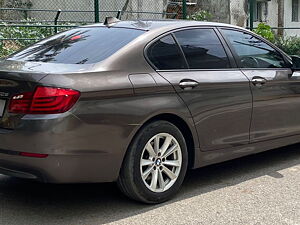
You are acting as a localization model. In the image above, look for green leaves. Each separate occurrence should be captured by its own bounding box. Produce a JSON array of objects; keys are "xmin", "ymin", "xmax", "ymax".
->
[
  {"xmin": 276, "ymin": 37, "xmax": 300, "ymax": 56},
  {"xmin": 0, "ymin": 20, "xmax": 50, "ymax": 57},
  {"xmin": 187, "ymin": 10, "xmax": 212, "ymax": 21},
  {"xmin": 254, "ymin": 23, "xmax": 275, "ymax": 43},
  {"xmin": 0, "ymin": 19, "xmax": 80, "ymax": 58}
]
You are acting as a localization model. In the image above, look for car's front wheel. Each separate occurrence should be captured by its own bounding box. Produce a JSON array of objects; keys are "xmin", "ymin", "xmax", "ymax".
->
[{"xmin": 118, "ymin": 120, "xmax": 188, "ymax": 203}]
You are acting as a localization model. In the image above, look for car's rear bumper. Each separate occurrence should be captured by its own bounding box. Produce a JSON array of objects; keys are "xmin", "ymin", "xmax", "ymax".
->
[
  {"xmin": 0, "ymin": 112, "xmax": 136, "ymax": 183},
  {"xmin": 0, "ymin": 149, "xmax": 122, "ymax": 183}
]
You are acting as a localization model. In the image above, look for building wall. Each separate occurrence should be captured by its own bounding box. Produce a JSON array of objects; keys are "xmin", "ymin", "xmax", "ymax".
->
[
  {"xmin": 255, "ymin": 0, "xmax": 278, "ymax": 28},
  {"xmin": 230, "ymin": 0, "xmax": 279, "ymax": 28},
  {"xmin": 229, "ymin": 0, "xmax": 300, "ymax": 37}
]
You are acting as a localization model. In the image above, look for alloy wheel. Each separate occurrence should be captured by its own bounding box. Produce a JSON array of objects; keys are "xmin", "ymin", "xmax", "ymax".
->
[{"xmin": 140, "ymin": 133, "xmax": 182, "ymax": 193}]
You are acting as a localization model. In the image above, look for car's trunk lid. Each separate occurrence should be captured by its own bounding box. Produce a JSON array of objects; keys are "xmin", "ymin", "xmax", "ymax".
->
[{"xmin": 0, "ymin": 59, "xmax": 91, "ymax": 129}]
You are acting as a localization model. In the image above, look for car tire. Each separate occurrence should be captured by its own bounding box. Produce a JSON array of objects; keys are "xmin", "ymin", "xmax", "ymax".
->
[{"xmin": 117, "ymin": 120, "xmax": 188, "ymax": 204}]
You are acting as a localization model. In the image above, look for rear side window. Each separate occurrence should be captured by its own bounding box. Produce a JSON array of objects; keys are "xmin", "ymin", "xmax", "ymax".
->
[
  {"xmin": 174, "ymin": 29, "xmax": 231, "ymax": 69},
  {"xmin": 147, "ymin": 35, "xmax": 187, "ymax": 70},
  {"xmin": 8, "ymin": 27, "xmax": 145, "ymax": 64}
]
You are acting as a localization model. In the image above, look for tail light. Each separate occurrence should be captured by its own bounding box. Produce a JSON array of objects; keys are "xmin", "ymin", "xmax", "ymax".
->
[
  {"xmin": 19, "ymin": 152, "xmax": 48, "ymax": 158},
  {"xmin": 9, "ymin": 86, "xmax": 80, "ymax": 114}
]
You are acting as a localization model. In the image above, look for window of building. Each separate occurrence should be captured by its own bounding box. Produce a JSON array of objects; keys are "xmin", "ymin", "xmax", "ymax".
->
[
  {"xmin": 292, "ymin": 0, "xmax": 299, "ymax": 22},
  {"xmin": 254, "ymin": 0, "xmax": 268, "ymax": 22}
]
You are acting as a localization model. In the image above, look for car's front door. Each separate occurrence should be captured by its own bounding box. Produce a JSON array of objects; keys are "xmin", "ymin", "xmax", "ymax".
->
[
  {"xmin": 147, "ymin": 28, "xmax": 253, "ymax": 151},
  {"xmin": 221, "ymin": 28, "xmax": 300, "ymax": 142}
]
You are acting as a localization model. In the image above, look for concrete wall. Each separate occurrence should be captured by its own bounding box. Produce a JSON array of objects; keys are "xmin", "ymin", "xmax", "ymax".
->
[
  {"xmin": 1, "ymin": 0, "xmax": 32, "ymax": 20},
  {"xmin": 119, "ymin": 0, "xmax": 165, "ymax": 20},
  {"xmin": 30, "ymin": 0, "xmax": 94, "ymax": 22},
  {"xmin": 3, "ymin": 0, "xmax": 299, "ymax": 38},
  {"xmin": 196, "ymin": 0, "xmax": 230, "ymax": 23},
  {"xmin": 28, "ymin": 0, "xmax": 229, "ymax": 23},
  {"xmin": 29, "ymin": 0, "xmax": 165, "ymax": 22},
  {"xmin": 230, "ymin": 0, "xmax": 248, "ymax": 27}
]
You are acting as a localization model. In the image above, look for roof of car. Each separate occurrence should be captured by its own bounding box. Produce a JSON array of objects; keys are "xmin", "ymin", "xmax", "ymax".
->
[{"xmin": 84, "ymin": 19, "xmax": 242, "ymax": 31}]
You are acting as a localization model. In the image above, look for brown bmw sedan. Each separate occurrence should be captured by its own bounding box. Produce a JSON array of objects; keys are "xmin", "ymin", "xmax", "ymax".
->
[{"xmin": 0, "ymin": 19, "xmax": 300, "ymax": 203}]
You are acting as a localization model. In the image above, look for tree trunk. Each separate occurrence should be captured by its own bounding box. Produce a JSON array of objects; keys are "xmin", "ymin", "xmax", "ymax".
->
[{"xmin": 278, "ymin": 0, "xmax": 284, "ymax": 37}]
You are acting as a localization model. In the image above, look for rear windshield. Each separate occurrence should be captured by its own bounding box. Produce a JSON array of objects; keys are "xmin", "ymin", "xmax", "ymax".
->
[{"xmin": 8, "ymin": 27, "xmax": 145, "ymax": 64}]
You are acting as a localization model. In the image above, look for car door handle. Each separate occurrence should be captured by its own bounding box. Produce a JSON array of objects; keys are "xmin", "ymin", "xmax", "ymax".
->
[
  {"xmin": 179, "ymin": 79, "xmax": 199, "ymax": 90},
  {"xmin": 252, "ymin": 77, "xmax": 267, "ymax": 86}
]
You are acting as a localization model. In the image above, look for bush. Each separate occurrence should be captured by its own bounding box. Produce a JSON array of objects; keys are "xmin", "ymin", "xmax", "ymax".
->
[
  {"xmin": 275, "ymin": 36, "xmax": 300, "ymax": 56},
  {"xmin": 0, "ymin": 21, "xmax": 52, "ymax": 58},
  {"xmin": 0, "ymin": 19, "xmax": 79, "ymax": 58},
  {"xmin": 187, "ymin": 10, "xmax": 212, "ymax": 21},
  {"xmin": 0, "ymin": 39, "xmax": 20, "ymax": 57},
  {"xmin": 254, "ymin": 23, "xmax": 300, "ymax": 56}
]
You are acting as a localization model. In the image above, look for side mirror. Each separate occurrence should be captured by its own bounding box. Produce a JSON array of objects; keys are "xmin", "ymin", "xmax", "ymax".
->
[{"xmin": 291, "ymin": 55, "xmax": 300, "ymax": 71}]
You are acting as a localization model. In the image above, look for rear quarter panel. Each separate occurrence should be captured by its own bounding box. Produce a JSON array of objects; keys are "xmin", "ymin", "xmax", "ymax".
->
[{"xmin": 37, "ymin": 68, "xmax": 198, "ymax": 181}]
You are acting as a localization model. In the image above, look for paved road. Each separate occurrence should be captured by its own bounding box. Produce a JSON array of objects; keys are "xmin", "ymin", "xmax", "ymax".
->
[{"xmin": 0, "ymin": 144, "xmax": 299, "ymax": 225}]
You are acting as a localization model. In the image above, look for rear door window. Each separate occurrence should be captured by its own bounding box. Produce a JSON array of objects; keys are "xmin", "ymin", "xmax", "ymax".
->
[
  {"xmin": 147, "ymin": 34, "xmax": 187, "ymax": 70},
  {"xmin": 8, "ymin": 27, "xmax": 145, "ymax": 64},
  {"xmin": 173, "ymin": 28, "xmax": 231, "ymax": 69}
]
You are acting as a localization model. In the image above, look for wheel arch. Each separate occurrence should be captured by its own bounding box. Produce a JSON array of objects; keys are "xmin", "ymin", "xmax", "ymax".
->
[{"xmin": 124, "ymin": 113, "xmax": 197, "ymax": 170}]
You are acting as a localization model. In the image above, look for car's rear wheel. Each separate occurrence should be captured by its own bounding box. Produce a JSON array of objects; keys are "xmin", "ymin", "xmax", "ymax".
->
[{"xmin": 118, "ymin": 120, "xmax": 188, "ymax": 204}]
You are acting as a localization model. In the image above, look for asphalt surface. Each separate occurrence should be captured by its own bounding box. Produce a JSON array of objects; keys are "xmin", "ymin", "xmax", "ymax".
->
[{"xmin": 0, "ymin": 144, "xmax": 299, "ymax": 225}]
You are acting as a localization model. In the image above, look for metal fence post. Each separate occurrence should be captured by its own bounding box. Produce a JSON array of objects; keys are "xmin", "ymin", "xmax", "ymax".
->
[
  {"xmin": 54, "ymin": 9, "xmax": 62, "ymax": 34},
  {"xmin": 94, "ymin": 0, "xmax": 100, "ymax": 23},
  {"xmin": 182, "ymin": 0, "xmax": 187, "ymax": 19},
  {"xmin": 249, "ymin": 0, "xmax": 254, "ymax": 30},
  {"xmin": 116, "ymin": 10, "xmax": 122, "ymax": 19}
]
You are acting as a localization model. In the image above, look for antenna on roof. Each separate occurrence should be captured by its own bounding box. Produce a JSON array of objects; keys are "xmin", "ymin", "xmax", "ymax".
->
[{"xmin": 103, "ymin": 17, "xmax": 121, "ymax": 27}]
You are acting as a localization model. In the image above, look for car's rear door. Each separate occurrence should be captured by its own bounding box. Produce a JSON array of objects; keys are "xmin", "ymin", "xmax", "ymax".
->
[
  {"xmin": 146, "ymin": 27, "xmax": 252, "ymax": 151},
  {"xmin": 220, "ymin": 28, "xmax": 300, "ymax": 143}
]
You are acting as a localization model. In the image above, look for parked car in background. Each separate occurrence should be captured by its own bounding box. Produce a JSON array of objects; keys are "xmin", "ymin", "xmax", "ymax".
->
[{"xmin": 0, "ymin": 19, "xmax": 300, "ymax": 203}]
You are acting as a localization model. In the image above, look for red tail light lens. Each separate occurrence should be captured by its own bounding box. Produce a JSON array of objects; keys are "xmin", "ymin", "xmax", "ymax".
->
[
  {"xmin": 9, "ymin": 86, "xmax": 80, "ymax": 114},
  {"xmin": 19, "ymin": 152, "xmax": 48, "ymax": 158}
]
